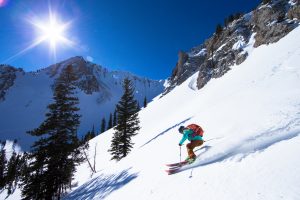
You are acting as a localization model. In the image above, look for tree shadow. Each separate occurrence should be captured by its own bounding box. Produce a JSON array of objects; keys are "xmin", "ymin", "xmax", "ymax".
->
[
  {"xmin": 139, "ymin": 117, "xmax": 192, "ymax": 148},
  {"xmin": 63, "ymin": 168, "xmax": 138, "ymax": 200}
]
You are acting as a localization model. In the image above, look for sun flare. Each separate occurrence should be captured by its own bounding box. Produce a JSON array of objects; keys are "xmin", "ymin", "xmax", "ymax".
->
[
  {"xmin": 32, "ymin": 15, "xmax": 72, "ymax": 51},
  {"xmin": 3, "ymin": 9, "xmax": 76, "ymax": 63},
  {"xmin": 39, "ymin": 19, "xmax": 65, "ymax": 48}
]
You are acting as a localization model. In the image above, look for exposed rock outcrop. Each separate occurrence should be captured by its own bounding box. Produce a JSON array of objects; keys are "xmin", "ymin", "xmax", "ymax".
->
[
  {"xmin": 0, "ymin": 65, "xmax": 23, "ymax": 101},
  {"xmin": 252, "ymin": 0, "xmax": 296, "ymax": 47},
  {"xmin": 47, "ymin": 56, "xmax": 103, "ymax": 94},
  {"xmin": 164, "ymin": 0, "xmax": 300, "ymax": 94},
  {"xmin": 288, "ymin": 2, "xmax": 300, "ymax": 19}
]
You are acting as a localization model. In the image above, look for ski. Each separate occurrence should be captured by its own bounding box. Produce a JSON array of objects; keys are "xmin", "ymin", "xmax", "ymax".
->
[
  {"xmin": 165, "ymin": 161, "xmax": 188, "ymax": 167},
  {"xmin": 165, "ymin": 161, "xmax": 190, "ymax": 175},
  {"xmin": 165, "ymin": 167, "xmax": 181, "ymax": 175},
  {"xmin": 165, "ymin": 160, "xmax": 196, "ymax": 175},
  {"xmin": 167, "ymin": 165, "xmax": 182, "ymax": 171}
]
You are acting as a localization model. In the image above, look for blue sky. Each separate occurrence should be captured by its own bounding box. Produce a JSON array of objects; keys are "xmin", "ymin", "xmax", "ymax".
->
[{"xmin": 0, "ymin": 0, "xmax": 261, "ymax": 79}]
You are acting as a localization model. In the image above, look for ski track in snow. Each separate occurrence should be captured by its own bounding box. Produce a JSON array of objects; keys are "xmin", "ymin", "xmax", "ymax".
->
[
  {"xmin": 178, "ymin": 118, "xmax": 300, "ymax": 172},
  {"xmin": 139, "ymin": 117, "xmax": 191, "ymax": 148}
]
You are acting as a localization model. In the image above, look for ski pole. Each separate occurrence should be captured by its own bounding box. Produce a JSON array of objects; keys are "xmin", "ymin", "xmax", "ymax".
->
[
  {"xmin": 179, "ymin": 146, "xmax": 182, "ymax": 163},
  {"xmin": 204, "ymin": 136, "xmax": 223, "ymax": 143}
]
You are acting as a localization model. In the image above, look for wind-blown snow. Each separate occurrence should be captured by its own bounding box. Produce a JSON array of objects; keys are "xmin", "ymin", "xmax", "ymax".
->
[
  {"xmin": 3, "ymin": 26, "xmax": 300, "ymax": 200},
  {"xmin": 63, "ymin": 26, "xmax": 300, "ymax": 200}
]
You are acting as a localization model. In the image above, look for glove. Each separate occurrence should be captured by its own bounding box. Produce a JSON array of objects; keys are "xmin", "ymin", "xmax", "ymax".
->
[{"xmin": 178, "ymin": 143, "xmax": 182, "ymax": 146}]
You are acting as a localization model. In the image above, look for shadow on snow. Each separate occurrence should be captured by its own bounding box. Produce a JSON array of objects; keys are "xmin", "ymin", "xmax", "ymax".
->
[
  {"xmin": 178, "ymin": 119, "xmax": 300, "ymax": 173},
  {"xmin": 63, "ymin": 168, "xmax": 138, "ymax": 200},
  {"xmin": 140, "ymin": 117, "xmax": 192, "ymax": 148}
]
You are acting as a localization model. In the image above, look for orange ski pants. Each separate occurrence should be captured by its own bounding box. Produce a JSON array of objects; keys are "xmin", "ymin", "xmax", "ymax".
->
[{"xmin": 186, "ymin": 140, "xmax": 204, "ymax": 159}]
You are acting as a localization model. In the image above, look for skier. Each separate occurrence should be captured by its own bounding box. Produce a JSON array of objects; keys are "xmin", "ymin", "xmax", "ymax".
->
[{"xmin": 178, "ymin": 124, "xmax": 204, "ymax": 163}]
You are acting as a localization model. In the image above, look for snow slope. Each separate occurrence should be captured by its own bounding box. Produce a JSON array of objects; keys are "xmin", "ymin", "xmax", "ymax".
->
[
  {"xmin": 3, "ymin": 25, "xmax": 300, "ymax": 200},
  {"xmin": 61, "ymin": 25, "xmax": 300, "ymax": 200}
]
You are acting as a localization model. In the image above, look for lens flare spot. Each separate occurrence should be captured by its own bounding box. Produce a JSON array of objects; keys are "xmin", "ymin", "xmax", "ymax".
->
[{"xmin": 0, "ymin": 0, "xmax": 8, "ymax": 7}]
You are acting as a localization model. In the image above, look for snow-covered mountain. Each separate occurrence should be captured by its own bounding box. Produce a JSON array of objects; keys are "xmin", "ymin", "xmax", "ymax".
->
[
  {"xmin": 58, "ymin": 24, "xmax": 300, "ymax": 200},
  {"xmin": 1, "ymin": 0, "xmax": 300, "ymax": 199},
  {"xmin": 59, "ymin": 24, "xmax": 300, "ymax": 200},
  {"xmin": 0, "ymin": 56, "xmax": 165, "ymax": 150}
]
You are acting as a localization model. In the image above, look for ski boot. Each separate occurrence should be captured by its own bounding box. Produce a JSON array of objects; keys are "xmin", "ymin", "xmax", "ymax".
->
[{"xmin": 185, "ymin": 157, "xmax": 196, "ymax": 164}]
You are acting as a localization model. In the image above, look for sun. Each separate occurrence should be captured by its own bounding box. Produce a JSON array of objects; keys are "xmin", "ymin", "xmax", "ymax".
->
[
  {"xmin": 41, "ymin": 19, "xmax": 65, "ymax": 47},
  {"xmin": 33, "ymin": 15, "xmax": 72, "ymax": 51},
  {"xmin": 3, "ymin": 7, "xmax": 76, "ymax": 63}
]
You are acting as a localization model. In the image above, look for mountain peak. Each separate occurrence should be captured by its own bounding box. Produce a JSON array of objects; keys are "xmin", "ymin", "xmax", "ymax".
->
[
  {"xmin": 164, "ymin": 0, "xmax": 300, "ymax": 95},
  {"xmin": 0, "ymin": 57, "xmax": 165, "ymax": 150},
  {"xmin": 46, "ymin": 56, "xmax": 95, "ymax": 77}
]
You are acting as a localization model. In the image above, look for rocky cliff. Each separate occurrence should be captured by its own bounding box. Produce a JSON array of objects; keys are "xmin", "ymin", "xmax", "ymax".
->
[
  {"xmin": 164, "ymin": 0, "xmax": 300, "ymax": 94},
  {"xmin": 0, "ymin": 65, "xmax": 24, "ymax": 101}
]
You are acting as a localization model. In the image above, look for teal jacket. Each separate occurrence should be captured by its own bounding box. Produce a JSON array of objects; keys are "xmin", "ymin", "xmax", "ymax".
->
[{"xmin": 179, "ymin": 129, "xmax": 203, "ymax": 145}]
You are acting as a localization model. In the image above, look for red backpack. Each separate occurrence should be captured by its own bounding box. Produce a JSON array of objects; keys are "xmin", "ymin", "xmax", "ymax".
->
[{"xmin": 187, "ymin": 124, "xmax": 204, "ymax": 137}]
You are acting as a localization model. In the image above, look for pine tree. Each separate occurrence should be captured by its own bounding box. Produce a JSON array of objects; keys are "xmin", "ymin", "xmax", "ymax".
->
[
  {"xmin": 234, "ymin": 13, "xmax": 243, "ymax": 20},
  {"xmin": 262, "ymin": 0, "xmax": 271, "ymax": 5},
  {"xmin": 18, "ymin": 153, "xmax": 28, "ymax": 185},
  {"xmin": 109, "ymin": 78, "xmax": 140, "ymax": 161},
  {"xmin": 108, "ymin": 113, "xmax": 113, "ymax": 129},
  {"xmin": 224, "ymin": 14, "xmax": 234, "ymax": 27},
  {"xmin": 5, "ymin": 152, "xmax": 20, "ymax": 195},
  {"xmin": 215, "ymin": 24, "xmax": 223, "ymax": 36},
  {"xmin": 113, "ymin": 109, "xmax": 117, "ymax": 127},
  {"xmin": 22, "ymin": 65, "xmax": 83, "ymax": 200},
  {"xmin": 21, "ymin": 138, "xmax": 49, "ymax": 199},
  {"xmin": 91, "ymin": 125, "xmax": 96, "ymax": 137},
  {"xmin": 137, "ymin": 102, "xmax": 141, "ymax": 111},
  {"xmin": 0, "ymin": 141, "xmax": 7, "ymax": 190},
  {"xmin": 83, "ymin": 131, "xmax": 91, "ymax": 142},
  {"xmin": 83, "ymin": 126, "xmax": 96, "ymax": 142},
  {"xmin": 0, "ymin": 140, "xmax": 27, "ymax": 197},
  {"xmin": 143, "ymin": 96, "xmax": 147, "ymax": 108},
  {"xmin": 101, "ymin": 117, "xmax": 106, "ymax": 133}
]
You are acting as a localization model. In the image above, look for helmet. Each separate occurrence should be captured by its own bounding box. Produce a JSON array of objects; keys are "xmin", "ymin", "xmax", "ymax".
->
[{"xmin": 178, "ymin": 126, "xmax": 185, "ymax": 134}]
